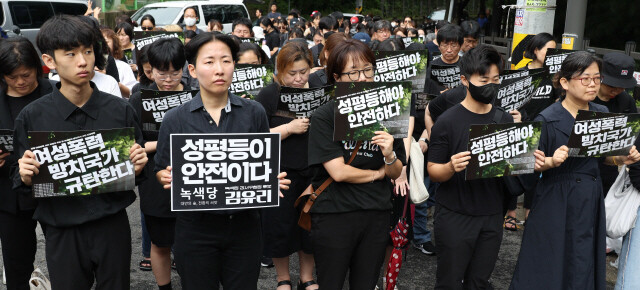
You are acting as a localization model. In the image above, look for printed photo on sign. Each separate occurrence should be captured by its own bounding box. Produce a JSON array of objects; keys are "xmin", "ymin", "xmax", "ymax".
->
[
  {"xmin": 544, "ymin": 48, "xmax": 578, "ymax": 76},
  {"xmin": 430, "ymin": 64, "xmax": 461, "ymax": 89},
  {"xmin": 29, "ymin": 128, "xmax": 136, "ymax": 198},
  {"xmin": 123, "ymin": 49, "xmax": 134, "ymax": 64},
  {"xmin": 229, "ymin": 64, "xmax": 274, "ymax": 100},
  {"xmin": 141, "ymin": 90, "xmax": 197, "ymax": 131},
  {"xmin": 415, "ymin": 93, "xmax": 436, "ymax": 111},
  {"xmin": 496, "ymin": 71, "xmax": 544, "ymax": 111},
  {"xmin": 0, "ymin": 129, "xmax": 13, "ymax": 153},
  {"xmin": 275, "ymin": 85, "xmax": 334, "ymax": 118},
  {"xmin": 170, "ymin": 133, "xmax": 280, "ymax": 211},
  {"xmin": 567, "ymin": 110, "xmax": 640, "ymax": 157},
  {"xmin": 466, "ymin": 122, "xmax": 542, "ymax": 180},
  {"xmin": 333, "ymin": 82, "xmax": 412, "ymax": 141},
  {"xmin": 401, "ymin": 36, "xmax": 426, "ymax": 48},
  {"xmin": 134, "ymin": 31, "xmax": 184, "ymax": 53},
  {"xmin": 374, "ymin": 50, "xmax": 429, "ymax": 93}
]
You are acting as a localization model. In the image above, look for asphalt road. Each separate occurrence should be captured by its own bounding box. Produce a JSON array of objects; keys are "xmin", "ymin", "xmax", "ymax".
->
[{"xmin": 0, "ymin": 198, "xmax": 618, "ymax": 289}]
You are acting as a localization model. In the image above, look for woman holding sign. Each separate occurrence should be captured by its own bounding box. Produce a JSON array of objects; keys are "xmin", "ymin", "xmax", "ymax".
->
[
  {"xmin": 255, "ymin": 41, "xmax": 319, "ymax": 290},
  {"xmin": 307, "ymin": 39, "xmax": 405, "ymax": 289},
  {"xmin": 154, "ymin": 32, "xmax": 290, "ymax": 290},
  {"xmin": 510, "ymin": 52, "xmax": 640, "ymax": 290},
  {"xmin": 129, "ymin": 37, "xmax": 190, "ymax": 290}
]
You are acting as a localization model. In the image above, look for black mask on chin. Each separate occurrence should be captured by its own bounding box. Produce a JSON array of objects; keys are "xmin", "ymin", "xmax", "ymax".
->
[{"xmin": 467, "ymin": 81, "xmax": 499, "ymax": 104}]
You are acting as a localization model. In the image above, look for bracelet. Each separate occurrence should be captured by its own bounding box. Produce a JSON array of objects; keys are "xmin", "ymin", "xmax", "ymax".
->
[
  {"xmin": 613, "ymin": 156, "xmax": 619, "ymax": 166},
  {"xmin": 384, "ymin": 151, "xmax": 398, "ymax": 165}
]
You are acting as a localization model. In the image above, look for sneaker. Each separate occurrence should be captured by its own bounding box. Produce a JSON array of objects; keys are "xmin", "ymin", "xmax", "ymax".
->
[
  {"xmin": 412, "ymin": 240, "xmax": 436, "ymax": 255},
  {"xmin": 260, "ymin": 256, "xmax": 274, "ymax": 268}
]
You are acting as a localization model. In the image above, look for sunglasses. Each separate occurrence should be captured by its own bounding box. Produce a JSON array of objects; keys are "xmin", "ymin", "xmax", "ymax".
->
[{"xmin": 141, "ymin": 26, "xmax": 154, "ymax": 31}]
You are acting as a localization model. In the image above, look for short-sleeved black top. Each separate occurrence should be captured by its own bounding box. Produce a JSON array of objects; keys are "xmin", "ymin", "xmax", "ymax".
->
[
  {"xmin": 428, "ymin": 103, "xmax": 513, "ymax": 216},
  {"xmin": 307, "ymin": 100, "xmax": 407, "ymax": 213},
  {"xmin": 427, "ymin": 85, "xmax": 467, "ymax": 123},
  {"xmin": 424, "ymin": 57, "xmax": 461, "ymax": 95},
  {"xmin": 265, "ymin": 30, "xmax": 281, "ymax": 51}
]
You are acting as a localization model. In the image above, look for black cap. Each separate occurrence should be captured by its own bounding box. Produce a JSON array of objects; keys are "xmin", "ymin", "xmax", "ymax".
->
[{"xmin": 602, "ymin": 52, "xmax": 637, "ymax": 88}]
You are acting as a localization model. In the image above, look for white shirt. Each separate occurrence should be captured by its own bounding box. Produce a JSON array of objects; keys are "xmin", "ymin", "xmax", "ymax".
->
[
  {"xmin": 115, "ymin": 59, "xmax": 138, "ymax": 92},
  {"xmin": 50, "ymin": 71, "xmax": 123, "ymax": 98}
]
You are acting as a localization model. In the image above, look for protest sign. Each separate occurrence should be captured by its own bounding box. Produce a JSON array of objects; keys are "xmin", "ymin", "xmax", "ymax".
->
[
  {"xmin": 415, "ymin": 93, "xmax": 436, "ymax": 111},
  {"xmin": 0, "ymin": 129, "xmax": 13, "ymax": 153},
  {"xmin": 333, "ymin": 82, "xmax": 412, "ymax": 141},
  {"xmin": 239, "ymin": 37, "xmax": 265, "ymax": 46},
  {"xmin": 430, "ymin": 64, "xmax": 461, "ymax": 89},
  {"xmin": 567, "ymin": 110, "xmax": 640, "ymax": 157},
  {"xmin": 374, "ymin": 50, "xmax": 429, "ymax": 93},
  {"xmin": 466, "ymin": 122, "xmax": 542, "ymax": 180},
  {"xmin": 141, "ymin": 90, "xmax": 197, "ymax": 132},
  {"xmin": 229, "ymin": 64, "xmax": 274, "ymax": 100},
  {"xmin": 170, "ymin": 133, "xmax": 280, "ymax": 211},
  {"xmin": 123, "ymin": 49, "xmax": 134, "ymax": 64},
  {"xmin": 401, "ymin": 36, "xmax": 426, "ymax": 48},
  {"xmin": 29, "ymin": 128, "xmax": 136, "ymax": 198},
  {"xmin": 544, "ymin": 48, "xmax": 577, "ymax": 75},
  {"xmin": 275, "ymin": 85, "xmax": 334, "ymax": 118},
  {"xmin": 499, "ymin": 68, "xmax": 543, "ymax": 82},
  {"xmin": 134, "ymin": 31, "xmax": 184, "ymax": 53},
  {"xmin": 496, "ymin": 71, "xmax": 545, "ymax": 111}
]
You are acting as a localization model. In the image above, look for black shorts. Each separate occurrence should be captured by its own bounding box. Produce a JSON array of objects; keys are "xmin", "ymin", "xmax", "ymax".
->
[{"xmin": 144, "ymin": 214, "xmax": 176, "ymax": 248}]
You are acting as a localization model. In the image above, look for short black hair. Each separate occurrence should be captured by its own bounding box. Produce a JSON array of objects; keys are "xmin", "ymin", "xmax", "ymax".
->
[
  {"xmin": 232, "ymin": 17, "xmax": 253, "ymax": 32},
  {"xmin": 288, "ymin": 11, "xmax": 299, "ymax": 18},
  {"xmin": 460, "ymin": 20, "xmax": 480, "ymax": 39},
  {"xmin": 553, "ymin": 51, "xmax": 602, "ymax": 93},
  {"xmin": 373, "ymin": 20, "xmax": 391, "ymax": 32},
  {"xmin": 184, "ymin": 30, "xmax": 197, "ymax": 39},
  {"xmin": 371, "ymin": 38, "xmax": 404, "ymax": 51},
  {"xmin": 435, "ymin": 20, "xmax": 450, "ymax": 30},
  {"xmin": 319, "ymin": 16, "xmax": 338, "ymax": 31},
  {"xmin": 184, "ymin": 7, "xmax": 197, "ymax": 16},
  {"xmin": 289, "ymin": 27, "xmax": 304, "ymax": 39},
  {"xmin": 37, "ymin": 15, "xmax": 98, "ymax": 57},
  {"xmin": 459, "ymin": 44, "xmax": 503, "ymax": 79},
  {"xmin": 147, "ymin": 38, "xmax": 185, "ymax": 71},
  {"xmin": 238, "ymin": 42, "xmax": 268, "ymax": 64},
  {"xmin": 140, "ymin": 14, "xmax": 156, "ymax": 27},
  {"xmin": 0, "ymin": 37, "xmax": 43, "ymax": 87},
  {"xmin": 115, "ymin": 22, "xmax": 134, "ymax": 41},
  {"xmin": 185, "ymin": 32, "xmax": 239, "ymax": 65},
  {"xmin": 260, "ymin": 17, "xmax": 274, "ymax": 29},
  {"xmin": 77, "ymin": 16, "xmax": 107, "ymax": 70},
  {"xmin": 436, "ymin": 24, "xmax": 464, "ymax": 45},
  {"xmin": 524, "ymin": 32, "xmax": 555, "ymax": 59}
]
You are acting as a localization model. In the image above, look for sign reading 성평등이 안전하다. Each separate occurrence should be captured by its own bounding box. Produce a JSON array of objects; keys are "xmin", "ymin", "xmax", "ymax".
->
[
  {"xmin": 170, "ymin": 133, "xmax": 280, "ymax": 211},
  {"xmin": 466, "ymin": 122, "xmax": 542, "ymax": 180},
  {"xmin": 29, "ymin": 128, "xmax": 136, "ymax": 198},
  {"xmin": 567, "ymin": 110, "xmax": 640, "ymax": 157}
]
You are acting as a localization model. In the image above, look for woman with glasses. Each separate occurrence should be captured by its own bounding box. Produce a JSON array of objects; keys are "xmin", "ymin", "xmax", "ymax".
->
[
  {"xmin": 306, "ymin": 39, "xmax": 405, "ymax": 289},
  {"xmin": 140, "ymin": 14, "xmax": 156, "ymax": 31},
  {"xmin": 255, "ymin": 41, "xmax": 318, "ymax": 290},
  {"xmin": 510, "ymin": 51, "xmax": 640, "ymax": 290},
  {"xmin": 128, "ymin": 38, "xmax": 188, "ymax": 290}
]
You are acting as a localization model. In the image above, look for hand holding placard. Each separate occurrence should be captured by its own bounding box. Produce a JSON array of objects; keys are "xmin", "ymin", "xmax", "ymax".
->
[
  {"xmin": 18, "ymin": 150, "xmax": 40, "ymax": 186},
  {"xmin": 551, "ymin": 145, "xmax": 569, "ymax": 168},
  {"xmin": 450, "ymin": 151, "xmax": 471, "ymax": 173}
]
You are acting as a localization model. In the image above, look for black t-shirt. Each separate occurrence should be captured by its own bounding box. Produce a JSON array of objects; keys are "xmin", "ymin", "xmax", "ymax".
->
[
  {"xmin": 256, "ymin": 83, "xmax": 309, "ymax": 170},
  {"xmin": 308, "ymin": 69, "xmax": 327, "ymax": 88},
  {"xmin": 265, "ymin": 30, "xmax": 281, "ymax": 51},
  {"xmin": 427, "ymin": 103, "xmax": 513, "ymax": 216},
  {"xmin": 593, "ymin": 91, "xmax": 638, "ymax": 114},
  {"xmin": 307, "ymin": 100, "xmax": 407, "ymax": 213},
  {"xmin": 424, "ymin": 57, "xmax": 460, "ymax": 95},
  {"xmin": 427, "ymin": 85, "xmax": 467, "ymax": 123},
  {"xmin": 7, "ymin": 89, "xmax": 42, "ymax": 120}
]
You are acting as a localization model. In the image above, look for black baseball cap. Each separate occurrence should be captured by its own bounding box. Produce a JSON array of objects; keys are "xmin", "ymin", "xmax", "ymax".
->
[{"xmin": 602, "ymin": 52, "xmax": 637, "ymax": 88}]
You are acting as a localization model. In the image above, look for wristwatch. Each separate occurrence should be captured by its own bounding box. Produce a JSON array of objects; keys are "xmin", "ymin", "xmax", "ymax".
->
[
  {"xmin": 384, "ymin": 151, "xmax": 398, "ymax": 165},
  {"xmin": 418, "ymin": 138, "xmax": 427, "ymax": 143}
]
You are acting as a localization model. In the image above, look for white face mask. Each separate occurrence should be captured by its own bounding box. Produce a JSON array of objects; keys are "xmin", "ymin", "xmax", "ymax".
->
[{"xmin": 184, "ymin": 17, "xmax": 197, "ymax": 27}]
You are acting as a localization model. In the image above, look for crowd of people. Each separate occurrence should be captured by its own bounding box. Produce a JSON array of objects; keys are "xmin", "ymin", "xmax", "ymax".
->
[{"xmin": 0, "ymin": 3, "xmax": 639, "ymax": 290}]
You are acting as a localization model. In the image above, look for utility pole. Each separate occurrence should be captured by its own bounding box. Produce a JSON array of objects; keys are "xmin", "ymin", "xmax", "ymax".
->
[
  {"xmin": 561, "ymin": 0, "xmax": 587, "ymax": 50},
  {"xmin": 510, "ymin": 0, "xmax": 557, "ymax": 69}
]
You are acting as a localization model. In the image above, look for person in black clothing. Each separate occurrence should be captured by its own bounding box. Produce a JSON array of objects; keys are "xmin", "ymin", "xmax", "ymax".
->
[
  {"xmin": 459, "ymin": 20, "xmax": 480, "ymax": 55},
  {"xmin": 261, "ymin": 17, "xmax": 280, "ymax": 57},
  {"xmin": 308, "ymin": 32, "xmax": 347, "ymax": 87},
  {"xmin": 427, "ymin": 45, "xmax": 534, "ymax": 289},
  {"xmin": 593, "ymin": 52, "xmax": 638, "ymax": 197},
  {"xmin": 128, "ymin": 37, "xmax": 188, "ymax": 290},
  {"xmin": 0, "ymin": 37, "xmax": 53, "ymax": 290},
  {"xmin": 256, "ymin": 41, "xmax": 319, "ymax": 290},
  {"xmin": 307, "ymin": 39, "xmax": 405, "ymax": 289},
  {"xmin": 424, "ymin": 24, "xmax": 464, "ymax": 96},
  {"xmin": 154, "ymin": 32, "xmax": 290, "ymax": 290},
  {"xmin": 14, "ymin": 15, "xmax": 148, "ymax": 289}
]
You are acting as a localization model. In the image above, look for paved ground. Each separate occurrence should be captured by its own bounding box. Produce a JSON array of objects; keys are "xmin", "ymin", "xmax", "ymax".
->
[{"xmin": 0, "ymin": 198, "xmax": 619, "ymax": 289}]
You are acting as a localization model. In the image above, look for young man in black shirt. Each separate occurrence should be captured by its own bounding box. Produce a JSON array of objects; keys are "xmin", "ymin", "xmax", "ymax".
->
[
  {"xmin": 427, "ymin": 45, "xmax": 540, "ymax": 289},
  {"xmin": 14, "ymin": 15, "xmax": 148, "ymax": 289}
]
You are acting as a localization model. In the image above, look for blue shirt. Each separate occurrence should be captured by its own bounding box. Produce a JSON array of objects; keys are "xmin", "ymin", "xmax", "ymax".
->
[{"xmin": 154, "ymin": 92, "xmax": 270, "ymax": 214}]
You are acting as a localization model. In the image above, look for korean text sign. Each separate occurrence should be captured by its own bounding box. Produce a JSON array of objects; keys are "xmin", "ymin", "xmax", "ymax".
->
[
  {"xmin": 0, "ymin": 129, "xmax": 13, "ymax": 153},
  {"xmin": 333, "ymin": 82, "xmax": 412, "ymax": 141},
  {"xmin": 544, "ymin": 48, "xmax": 577, "ymax": 76},
  {"xmin": 141, "ymin": 90, "xmax": 196, "ymax": 131},
  {"xmin": 170, "ymin": 133, "xmax": 281, "ymax": 211},
  {"xmin": 275, "ymin": 85, "xmax": 334, "ymax": 118},
  {"xmin": 229, "ymin": 64, "xmax": 275, "ymax": 100},
  {"xmin": 496, "ymin": 71, "xmax": 544, "ymax": 111},
  {"xmin": 29, "ymin": 128, "xmax": 136, "ymax": 198},
  {"xmin": 430, "ymin": 64, "xmax": 461, "ymax": 89},
  {"xmin": 134, "ymin": 31, "xmax": 184, "ymax": 53},
  {"xmin": 466, "ymin": 122, "xmax": 542, "ymax": 180},
  {"xmin": 567, "ymin": 110, "xmax": 640, "ymax": 157},
  {"xmin": 374, "ymin": 50, "xmax": 429, "ymax": 93}
]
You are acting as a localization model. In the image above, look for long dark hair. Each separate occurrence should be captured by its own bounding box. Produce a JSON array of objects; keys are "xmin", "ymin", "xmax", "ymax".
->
[{"xmin": 0, "ymin": 37, "xmax": 43, "ymax": 89}]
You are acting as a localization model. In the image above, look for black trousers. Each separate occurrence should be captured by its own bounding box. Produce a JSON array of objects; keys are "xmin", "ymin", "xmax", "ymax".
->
[
  {"xmin": 311, "ymin": 210, "xmax": 389, "ymax": 290},
  {"xmin": 0, "ymin": 210, "xmax": 38, "ymax": 290},
  {"xmin": 45, "ymin": 210, "xmax": 131, "ymax": 290},
  {"xmin": 174, "ymin": 210, "xmax": 262, "ymax": 290},
  {"xmin": 434, "ymin": 206, "xmax": 503, "ymax": 290}
]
